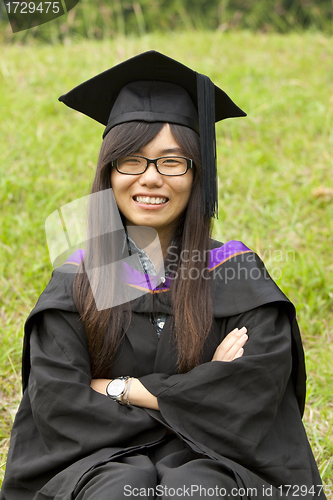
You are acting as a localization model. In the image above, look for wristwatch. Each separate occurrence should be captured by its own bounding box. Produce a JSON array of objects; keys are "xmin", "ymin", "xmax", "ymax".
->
[{"xmin": 106, "ymin": 377, "xmax": 129, "ymax": 404}]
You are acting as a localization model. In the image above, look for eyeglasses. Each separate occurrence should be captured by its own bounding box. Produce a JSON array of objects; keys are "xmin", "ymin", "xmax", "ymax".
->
[{"xmin": 112, "ymin": 156, "xmax": 193, "ymax": 176}]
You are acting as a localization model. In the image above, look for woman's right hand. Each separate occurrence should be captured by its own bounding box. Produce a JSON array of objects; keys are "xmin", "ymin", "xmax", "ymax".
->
[{"xmin": 211, "ymin": 327, "xmax": 248, "ymax": 362}]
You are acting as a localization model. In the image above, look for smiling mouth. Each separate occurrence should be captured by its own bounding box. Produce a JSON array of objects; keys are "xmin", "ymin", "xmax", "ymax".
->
[{"xmin": 134, "ymin": 196, "xmax": 169, "ymax": 205}]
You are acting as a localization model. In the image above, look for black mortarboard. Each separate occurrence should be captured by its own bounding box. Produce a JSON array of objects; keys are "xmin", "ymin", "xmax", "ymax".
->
[{"xmin": 59, "ymin": 50, "xmax": 246, "ymax": 218}]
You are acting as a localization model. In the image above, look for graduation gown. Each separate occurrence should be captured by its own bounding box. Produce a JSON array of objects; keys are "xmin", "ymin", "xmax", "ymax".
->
[{"xmin": 0, "ymin": 241, "xmax": 325, "ymax": 500}]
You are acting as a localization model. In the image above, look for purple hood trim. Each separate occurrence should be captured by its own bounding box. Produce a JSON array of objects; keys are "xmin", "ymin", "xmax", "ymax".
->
[
  {"xmin": 121, "ymin": 261, "xmax": 171, "ymax": 292},
  {"xmin": 63, "ymin": 240, "xmax": 251, "ymax": 292},
  {"xmin": 209, "ymin": 240, "xmax": 251, "ymax": 270},
  {"xmin": 64, "ymin": 248, "xmax": 86, "ymax": 266}
]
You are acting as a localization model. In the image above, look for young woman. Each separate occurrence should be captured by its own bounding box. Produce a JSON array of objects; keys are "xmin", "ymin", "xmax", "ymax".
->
[{"xmin": 0, "ymin": 51, "xmax": 326, "ymax": 500}]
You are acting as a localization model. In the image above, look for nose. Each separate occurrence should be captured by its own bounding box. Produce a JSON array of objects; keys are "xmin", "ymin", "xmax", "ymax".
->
[{"xmin": 138, "ymin": 162, "xmax": 164, "ymax": 187}]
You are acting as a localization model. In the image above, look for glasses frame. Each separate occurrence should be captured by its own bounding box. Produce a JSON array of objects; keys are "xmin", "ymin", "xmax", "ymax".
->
[{"xmin": 111, "ymin": 155, "xmax": 193, "ymax": 177}]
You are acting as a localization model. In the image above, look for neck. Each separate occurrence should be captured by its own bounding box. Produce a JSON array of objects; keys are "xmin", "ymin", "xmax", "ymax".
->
[
  {"xmin": 157, "ymin": 230, "xmax": 174, "ymax": 259},
  {"xmin": 126, "ymin": 225, "xmax": 174, "ymax": 263}
]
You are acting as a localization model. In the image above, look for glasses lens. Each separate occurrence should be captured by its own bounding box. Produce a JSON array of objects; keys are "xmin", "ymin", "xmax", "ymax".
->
[
  {"xmin": 115, "ymin": 156, "xmax": 190, "ymax": 175},
  {"xmin": 157, "ymin": 157, "xmax": 188, "ymax": 175},
  {"xmin": 117, "ymin": 156, "xmax": 146, "ymax": 174}
]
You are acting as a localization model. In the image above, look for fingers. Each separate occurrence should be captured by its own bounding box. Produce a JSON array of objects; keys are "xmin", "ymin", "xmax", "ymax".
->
[
  {"xmin": 230, "ymin": 326, "xmax": 247, "ymax": 336},
  {"xmin": 225, "ymin": 328, "xmax": 248, "ymax": 361},
  {"xmin": 232, "ymin": 347, "xmax": 244, "ymax": 360},
  {"xmin": 211, "ymin": 327, "xmax": 248, "ymax": 362}
]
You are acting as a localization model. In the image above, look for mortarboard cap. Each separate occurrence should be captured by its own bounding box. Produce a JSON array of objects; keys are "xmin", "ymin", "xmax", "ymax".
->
[{"xmin": 59, "ymin": 50, "xmax": 246, "ymax": 218}]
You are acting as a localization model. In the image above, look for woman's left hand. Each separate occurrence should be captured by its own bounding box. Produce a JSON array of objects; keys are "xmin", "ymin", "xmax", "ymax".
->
[
  {"xmin": 211, "ymin": 326, "xmax": 248, "ymax": 362},
  {"xmin": 90, "ymin": 378, "xmax": 159, "ymax": 411}
]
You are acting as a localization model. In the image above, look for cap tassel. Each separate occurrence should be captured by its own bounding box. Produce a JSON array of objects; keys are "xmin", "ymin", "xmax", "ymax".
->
[{"xmin": 196, "ymin": 73, "xmax": 218, "ymax": 218}]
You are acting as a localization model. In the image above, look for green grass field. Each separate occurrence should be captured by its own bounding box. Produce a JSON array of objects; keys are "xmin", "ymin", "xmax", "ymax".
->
[{"xmin": 0, "ymin": 31, "xmax": 332, "ymax": 492}]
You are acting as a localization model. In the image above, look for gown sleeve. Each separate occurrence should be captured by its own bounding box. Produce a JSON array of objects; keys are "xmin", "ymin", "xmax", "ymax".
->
[
  {"xmin": 27, "ymin": 309, "xmax": 164, "ymax": 465},
  {"xmin": 139, "ymin": 304, "xmax": 293, "ymax": 465}
]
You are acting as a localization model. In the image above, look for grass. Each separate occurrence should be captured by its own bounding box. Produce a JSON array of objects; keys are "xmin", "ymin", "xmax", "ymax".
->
[
  {"xmin": 0, "ymin": 0, "xmax": 332, "ymax": 43},
  {"xmin": 0, "ymin": 31, "xmax": 332, "ymax": 492}
]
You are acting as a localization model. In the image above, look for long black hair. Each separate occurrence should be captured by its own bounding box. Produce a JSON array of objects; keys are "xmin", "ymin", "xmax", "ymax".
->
[{"xmin": 73, "ymin": 121, "xmax": 213, "ymax": 376}]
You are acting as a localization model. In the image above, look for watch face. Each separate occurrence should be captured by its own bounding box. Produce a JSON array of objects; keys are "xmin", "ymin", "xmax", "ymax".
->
[{"xmin": 107, "ymin": 379, "xmax": 125, "ymax": 398}]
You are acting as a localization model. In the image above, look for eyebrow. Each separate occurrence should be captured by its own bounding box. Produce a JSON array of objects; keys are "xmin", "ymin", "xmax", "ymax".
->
[{"xmin": 137, "ymin": 147, "xmax": 184, "ymax": 156}]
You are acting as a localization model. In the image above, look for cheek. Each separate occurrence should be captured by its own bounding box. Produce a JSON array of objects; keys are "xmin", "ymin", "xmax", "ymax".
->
[
  {"xmin": 111, "ymin": 171, "xmax": 130, "ymax": 199},
  {"xmin": 110, "ymin": 169, "xmax": 120, "ymax": 191},
  {"xmin": 176, "ymin": 174, "xmax": 194, "ymax": 204}
]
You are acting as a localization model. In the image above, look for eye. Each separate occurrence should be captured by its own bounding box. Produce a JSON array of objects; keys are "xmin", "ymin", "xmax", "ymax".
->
[
  {"xmin": 161, "ymin": 158, "xmax": 181, "ymax": 166},
  {"xmin": 126, "ymin": 157, "xmax": 141, "ymax": 164},
  {"xmin": 118, "ymin": 156, "xmax": 143, "ymax": 166}
]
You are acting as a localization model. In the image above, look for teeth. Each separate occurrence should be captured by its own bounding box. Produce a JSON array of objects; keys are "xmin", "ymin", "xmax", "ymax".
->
[{"xmin": 135, "ymin": 196, "xmax": 167, "ymax": 205}]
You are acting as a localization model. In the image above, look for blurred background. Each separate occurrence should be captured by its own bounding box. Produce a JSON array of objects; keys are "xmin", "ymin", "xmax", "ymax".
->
[
  {"xmin": 0, "ymin": 0, "xmax": 332, "ymax": 42},
  {"xmin": 0, "ymin": 0, "xmax": 332, "ymax": 491}
]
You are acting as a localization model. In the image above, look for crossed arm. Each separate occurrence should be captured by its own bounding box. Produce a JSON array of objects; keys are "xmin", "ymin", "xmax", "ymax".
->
[{"xmin": 90, "ymin": 326, "xmax": 248, "ymax": 410}]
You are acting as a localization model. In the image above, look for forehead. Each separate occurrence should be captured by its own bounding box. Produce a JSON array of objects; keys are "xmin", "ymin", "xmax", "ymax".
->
[{"xmin": 136, "ymin": 124, "xmax": 184, "ymax": 155}]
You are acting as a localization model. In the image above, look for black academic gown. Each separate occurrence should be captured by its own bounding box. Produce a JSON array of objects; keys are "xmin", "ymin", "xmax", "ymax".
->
[{"xmin": 0, "ymin": 242, "xmax": 325, "ymax": 500}]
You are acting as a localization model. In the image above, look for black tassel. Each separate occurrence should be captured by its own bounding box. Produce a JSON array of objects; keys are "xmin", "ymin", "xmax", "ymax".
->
[{"xmin": 196, "ymin": 73, "xmax": 218, "ymax": 218}]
